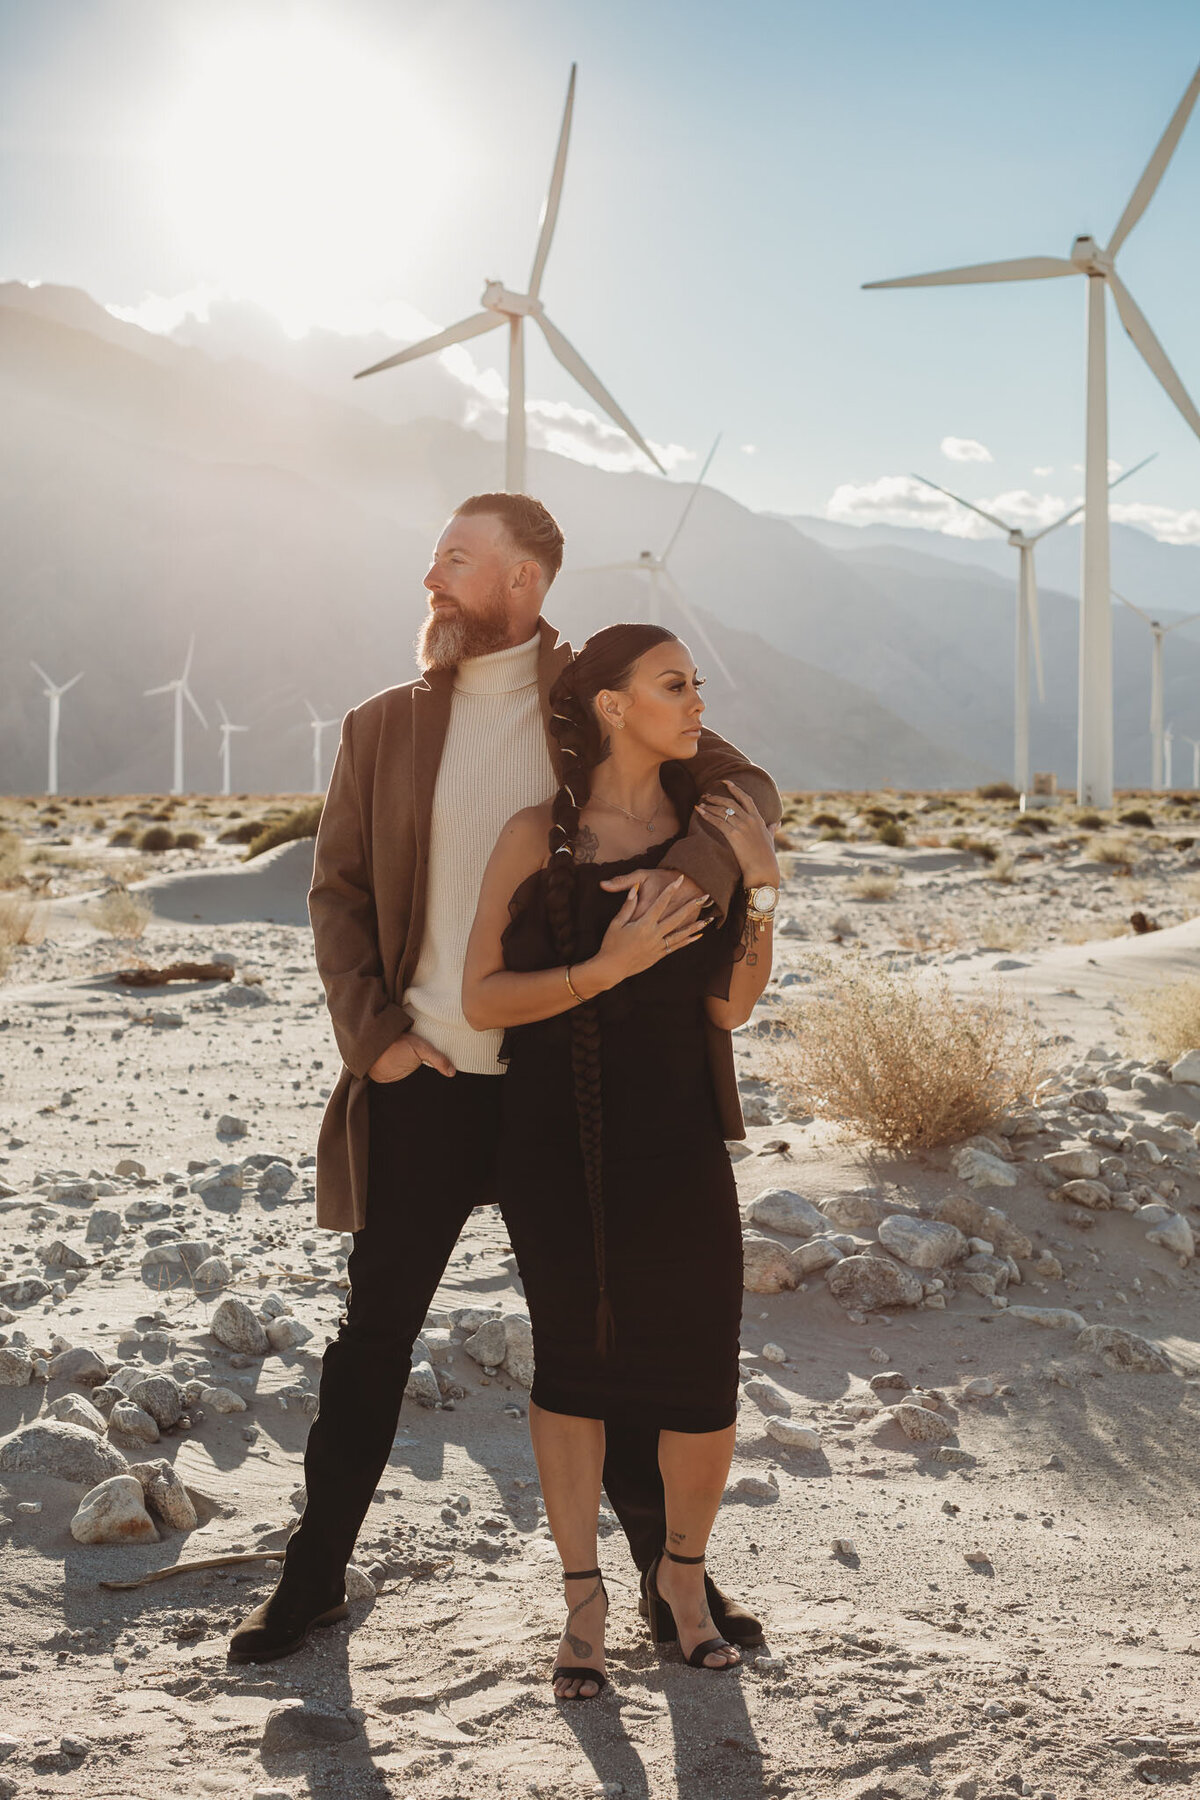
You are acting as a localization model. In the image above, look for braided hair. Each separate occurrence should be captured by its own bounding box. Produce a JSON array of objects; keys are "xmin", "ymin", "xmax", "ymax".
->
[{"xmin": 546, "ymin": 623, "xmax": 679, "ymax": 1354}]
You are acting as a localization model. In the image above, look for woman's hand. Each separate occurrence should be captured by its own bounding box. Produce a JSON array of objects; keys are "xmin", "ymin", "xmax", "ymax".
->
[
  {"xmin": 695, "ymin": 780, "xmax": 780, "ymax": 887},
  {"xmin": 583, "ymin": 875, "xmax": 709, "ymax": 991}
]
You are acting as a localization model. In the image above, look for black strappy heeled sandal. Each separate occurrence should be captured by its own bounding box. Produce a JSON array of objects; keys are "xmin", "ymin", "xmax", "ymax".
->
[
  {"xmin": 551, "ymin": 1567, "xmax": 608, "ymax": 1700},
  {"xmin": 646, "ymin": 1550, "xmax": 740, "ymax": 1670}
]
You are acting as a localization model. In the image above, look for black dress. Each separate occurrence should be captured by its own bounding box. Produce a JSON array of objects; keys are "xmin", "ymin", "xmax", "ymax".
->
[{"xmin": 496, "ymin": 830, "xmax": 744, "ymax": 1435}]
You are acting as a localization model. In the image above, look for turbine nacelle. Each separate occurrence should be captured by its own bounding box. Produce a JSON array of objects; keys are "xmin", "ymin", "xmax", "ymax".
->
[
  {"xmin": 1070, "ymin": 234, "xmax": 1108, "ymax": 273},
  {"xmin": 481, "ymin": 281, "xmax": 540, "ymax": 318}
]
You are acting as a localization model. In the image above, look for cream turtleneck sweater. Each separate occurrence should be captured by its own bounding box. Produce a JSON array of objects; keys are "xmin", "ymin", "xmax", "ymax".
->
[{"xmin": 403, "ymin": 634, "xmax": 557, "ymax": 1074}]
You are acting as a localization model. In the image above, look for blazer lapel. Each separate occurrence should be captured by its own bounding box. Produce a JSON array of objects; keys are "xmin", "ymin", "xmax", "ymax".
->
[
  {"xmin": 537, "ymin": 615, "xmax": 574, "ymax": 781},
  {"xmin": 411, "ymin": 668, "xmax": 454, "ymax": 864}
]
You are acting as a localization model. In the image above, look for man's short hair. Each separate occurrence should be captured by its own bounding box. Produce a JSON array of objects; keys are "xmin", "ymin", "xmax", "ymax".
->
[{"xmin": 452, "ymin": 493, "xmax": 565, "ymax": 584}]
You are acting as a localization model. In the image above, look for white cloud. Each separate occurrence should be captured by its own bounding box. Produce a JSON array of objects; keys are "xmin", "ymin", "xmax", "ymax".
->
[
  {"xmin": 940, "ymin": 436, "xmax": 992, "ymax": 463},
  {"xmin": 1032, "ymin": 465, "xmax": 1053, "ymax": 477},
  {"xmin": 741, "ymin": 444, "xmax": 758, "ymax": 456},
  {"xmin": 1110, "ymin": 502, "xmax": 1200, "ymax": 546},
  {"xmin": 827, "ymin": 475, "xmax": 1200, "ymax": 547}
]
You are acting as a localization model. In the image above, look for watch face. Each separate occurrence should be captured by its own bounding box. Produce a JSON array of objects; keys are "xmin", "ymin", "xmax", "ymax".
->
[{"xmin": 750, "ymin": 885, "xmax": 778, "ymax": 913}]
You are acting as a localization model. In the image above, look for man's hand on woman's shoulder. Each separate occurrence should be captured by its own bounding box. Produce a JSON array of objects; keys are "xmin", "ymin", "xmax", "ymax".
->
[{"xmin": 368, "ymin": 1033, "xmax": 456, "ymax": 1082}]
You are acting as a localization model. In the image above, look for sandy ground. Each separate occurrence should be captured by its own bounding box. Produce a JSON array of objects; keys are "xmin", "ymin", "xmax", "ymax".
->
[{"xmin": 0, "ymin": 791, "xmax": 1199, "ymax": 1800}]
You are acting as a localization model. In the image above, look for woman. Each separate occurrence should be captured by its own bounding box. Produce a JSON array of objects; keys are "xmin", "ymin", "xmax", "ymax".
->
[{"xmin": 463, "ymin": 623, "xmax": 779, "ymax": 1699}]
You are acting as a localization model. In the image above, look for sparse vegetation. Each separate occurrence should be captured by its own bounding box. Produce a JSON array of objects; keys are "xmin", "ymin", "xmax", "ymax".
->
[
  {"xmin": 987, "ymin": 851, "xmax": 1018, "ymax": 884},
  {"xmin": 174, "ymin": 829, "xmax": 204, "ymax": 850},
  {"xmin": 218, "ymin": 820, "xmax": 266, "ymax": 844},
  {"xmin": 0, "ymin": 895, "xmax": 44, "ymax": 975},
  {"xmin": 244, "ymin": 802, "xmax": 323, "ymax": 860},
  {"xmin": 874, "ymin": 819, "xmax": 906, "ymax": 847},
  {"xmin": 1090, "ymin": 833, "xmax": 1137, "ymax": 869},
  {"xmin": 1118, "ymin": 808, "xmax": 1155, "ymax": 829},
  {"xmin": 977, "ymin": 781, "xmax": 1018, "ymax": 801},
  {"xmin": 763, "ymin": 954, "xmax": 1042, "ymax": 1151},
  {"xmin": 138, "ymin": 825, "xmax": 177, "ymax": 853},
  {"xmin": 1074, "ymin": 810, "xmax": 1105, "ymax": 831},
  {"xmin": 847, "ymin": 872, "xmax": 900, "ymax": 901},
  {"xmin": 810, "ymin": 811, "xmax": 843, "ymax": 830},
  {"xmin": 93, "ymin": 887, "xmax": 153, "ymax": 938},
  {"xmin": 0, "ymin": 829, "xmax": 24, "ymax": 886},
  {"xmin": 1136, "ymin": 976, "xmax": 1200, "ymax": 1061},
  {"xmin": 109, "ymin": 827, "xmax": 136, "ymax": 847}
]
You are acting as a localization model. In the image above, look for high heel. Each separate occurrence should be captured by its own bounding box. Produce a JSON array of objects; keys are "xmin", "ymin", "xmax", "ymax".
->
[
  {"xmin": 647, "ymin": 1550, "xmax": 740, "ymax": 1671},
  {"xmin": 551, "ymin": 1567, "xmax": 608, "ymax": 1700}
]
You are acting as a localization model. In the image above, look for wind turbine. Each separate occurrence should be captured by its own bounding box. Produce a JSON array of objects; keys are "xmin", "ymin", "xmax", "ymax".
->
[
  {"xmin": 913, "ymin": 455, "xmax": 1155, "ymax": 793},
  {"xmin": 29, "ymin": 662, "xmax": 83, "ymax": 796},
  {"xmin": 305, "ymin": 700, "xmax": 339, "ymax": 795},
  {"xmin": 577, "ymin": 436, "xmax": 735, "ymax": 684},
  {"xmin": 354, "ymin": 65, "xmax": 664, "ymax": 493},
  {"xmin": 144, "ymin": 637, "xmax": 207, "ymax": 796},
  {"xmin": 1184, "ymin": 735, "xmax": 1200, "ymax": 791},
  {"xmin": 865, "ymin": 62, "xmax": 1200, "ymax": 808},
  {"xmin": 1113, "ymin": 590, "xmax": 1200, "ymax": 790},
  {"xmin": 215, "ymin": 701, "xmax": 249, "ymax": 798},
  {"xmin": 1164, "ymin": 721, "xmax": 1175, "ymax": 790}
]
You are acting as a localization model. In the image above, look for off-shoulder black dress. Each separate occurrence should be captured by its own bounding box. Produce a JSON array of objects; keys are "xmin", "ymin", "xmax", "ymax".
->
[{"xmin": 496, "ymin": 831, "xmax": 744, "ymax": 1434}]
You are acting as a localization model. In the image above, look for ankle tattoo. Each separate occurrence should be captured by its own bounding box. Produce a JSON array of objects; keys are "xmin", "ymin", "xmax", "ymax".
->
[{"xmin": 564, "ymin": 1577, "xmax": 602, "ymax": 1658}]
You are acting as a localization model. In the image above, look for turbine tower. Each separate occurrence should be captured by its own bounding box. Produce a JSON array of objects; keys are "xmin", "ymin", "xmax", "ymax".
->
[
  {"xmin": 215, "ymin": 701, "xmax": 249, "ymax": 798},
  {"xmin": 913, "ymin": 456, "xmax": 1155, "ymax": 793},
  {"xmin": 1164, "ymin": 721, "xmax": 1175, "ymax": 790},
  {"xmin": 29, "ymin": 662, "xmax": 83, "ymax": 796},
  {"xmin": 865, "ymin": 62, "xmax": 1200, "ymax": 808},
  {"xmin": 1113, "ymin": 590, "xmax": 1200, "ymax": 790},
  {"xmin": 577, "ymin": 436, "xmax": 735, "ymax": 684},
  {"xmin": 145, "ymin": 637, "xmax": 207, "ymax": 796},
  {"xmin": 354, "ymin": 66, "xmax": 664, "ymax": 493},
  {"xmin": 305, "ymin": 699, "xmax": 339, "ymax": 795},
  {"xmin": 1184, "ymin": 735, "xmax": 1200, "ymax": 791}
]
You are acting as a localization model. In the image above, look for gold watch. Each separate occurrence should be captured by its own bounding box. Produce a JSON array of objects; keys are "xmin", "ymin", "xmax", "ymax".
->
[{"xmin": 745, "ymin": 883, "xmax": 778, "ymax": 922}]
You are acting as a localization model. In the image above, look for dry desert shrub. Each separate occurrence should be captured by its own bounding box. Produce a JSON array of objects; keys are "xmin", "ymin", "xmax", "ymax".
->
[
  {"xmin": 762, "ymin": 953, "xmax": 1042, "ymax": 1151},
  {"xmin": 1057, "ymin": 916, "xmax": 1128, "ymax": 945},
  {"xmin": 0, "ymin": 828, "xmax": 25, "ymax": 887},
  {"xmin": 93, "ymin": 888, "xmax": 153, "ymax": 939},
  {"xmin": 987, "ymin": 851, "xmax": 1019, "ymax": 884},
  {"xmin": 1090, "ymin": 832, "xmax": 1137, "ymax": 869},
  {"xmin": 847, "ymin": 871, "xmax": 900, "ymax": 902},
  {"xmin": 1135, "ymin": 977, "xmax": 1200, "ymax": 1061},
  {"xmin": 971, "ymin": 911, "xmax": 1034, "ymax": 952},
  {"xmin": 138, "ymin": 825, "xmax": 176, "ymax": 853},
  {"xmin": 0, "ymin": 895, "xmax": 45, "ymax": 975},
  {"xmin": 244, "ymin": 802, "xmax": 322, "ymax": 859}
]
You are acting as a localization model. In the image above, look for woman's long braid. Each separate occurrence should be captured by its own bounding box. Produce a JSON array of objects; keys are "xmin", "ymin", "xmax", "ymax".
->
[{"xmin": 545, "ymin": 685, "xmax": 614, "ymax": 1354}]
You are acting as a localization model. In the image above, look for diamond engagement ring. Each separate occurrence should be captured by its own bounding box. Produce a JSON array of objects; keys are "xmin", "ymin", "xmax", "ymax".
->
[{"xmin": 723, "ymin": 806, "xmax": 735, "ymax": 818}]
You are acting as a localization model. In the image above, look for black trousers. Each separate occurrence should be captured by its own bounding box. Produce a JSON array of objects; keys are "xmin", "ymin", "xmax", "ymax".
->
[{"xmin": 286, "ymin": 1066, "xmax": 668, "ymax": 1581}]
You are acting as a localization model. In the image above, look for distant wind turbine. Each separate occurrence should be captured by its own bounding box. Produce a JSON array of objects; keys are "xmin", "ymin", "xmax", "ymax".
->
[
  {"xmin": 305, "ymin": 700, "xmax": 339, "ymax": 795},
  {"xmin": 1164, "ymin": 721, "xmax": 1175, "ymax": 790},
  {"xmin": 215, "ymin": 701, "xmax": 249, "ymax": 798},
  {"xmin": 575, "ymin": 436, "xmax": 734, "ymax": 684},
  {"xmin": 29, "ymin": 662, "xmax": 83, "ymax": 797},
  {"xmin": 1113, "ymin": 590, "xmax": 1200, "ymax": 791},
  {"xmin": 354, "ymin": 65, "xmax": 664, "ymax": 494},
  {"xmin": 912, "ymin": 455, "xmax": 1155, "ymax": 794},
  {"xmin": 1184, "ymin": 735, "xmax": 1200, "ymax": 791},
  {"xmin": 145, "ymin": 637, "xmax": 207, "ymax": 796},
  {"xmin": 865, "ymin": 61, "xmax": 1200, "ymax": 808}
]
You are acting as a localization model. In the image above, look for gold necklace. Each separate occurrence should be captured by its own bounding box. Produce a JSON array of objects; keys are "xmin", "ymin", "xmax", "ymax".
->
[{"xmin": 592, "ymin": 793, "xmax": 663, "ymax": 834}]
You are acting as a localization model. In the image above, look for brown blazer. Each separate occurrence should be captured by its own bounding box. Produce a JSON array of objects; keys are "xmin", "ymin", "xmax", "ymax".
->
[{"xmin": 309, "ymin": 616, "xmax": 781, "ymax": 1232}]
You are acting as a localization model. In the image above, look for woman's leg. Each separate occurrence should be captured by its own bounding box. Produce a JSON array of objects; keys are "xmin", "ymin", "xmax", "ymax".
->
[
  {"xmin": 529, "ymin": 1401, "xmax": 609, "ymax": 1698},
  {"xmin": 653, "ymin": 1424, "xmax": 740, "ymax": 1668}
]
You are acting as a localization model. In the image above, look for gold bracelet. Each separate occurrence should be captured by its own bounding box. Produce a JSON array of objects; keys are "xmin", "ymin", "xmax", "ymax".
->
[{"xmin": 564, "ymin": 965, "xmax": 584, "ymax": 1004}]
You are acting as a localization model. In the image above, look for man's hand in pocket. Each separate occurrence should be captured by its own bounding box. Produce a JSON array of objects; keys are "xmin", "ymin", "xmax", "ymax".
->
[{"xmin": 367, "ymin": 1034, "xmax": 456, "ymax": 1082}]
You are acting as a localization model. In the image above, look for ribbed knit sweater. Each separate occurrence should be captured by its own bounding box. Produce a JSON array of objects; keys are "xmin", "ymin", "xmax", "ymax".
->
[{"xmin": 403, "ymin": 634, "xmax": 557, "ymax": 1074}]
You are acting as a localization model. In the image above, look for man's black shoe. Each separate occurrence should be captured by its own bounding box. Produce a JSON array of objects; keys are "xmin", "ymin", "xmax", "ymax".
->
[
  {"xmin": 228, "ymin": 1574, "xmax": 349, "ymax": 1664},
  {"xmin": 639, "ymin": 1569, "xmax": 765, "ymax": 1648}
]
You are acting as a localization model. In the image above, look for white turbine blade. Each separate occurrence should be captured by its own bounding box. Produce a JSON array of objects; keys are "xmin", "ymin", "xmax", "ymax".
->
[
  {"xmin": 528, "ymin": 63, "xmax": 576, "ymax": 300},
  {"xmin": 661, "ymin": 572, "xmax": 736, "ymax": 686},
  {"xmin": 911, "ymin": 473, "xmax": 1012, "ymax": 533},
  {"xmin": 661, "ymin": 433, "xmax": 723, "ymax": 567},
  {"xmin": 144, "ymin": 681, "xmax": 175, "ymax": 697},
  {"xmin": 1028, "ymin": 453, "xmax": 1157, "ymax": 542},
  {"xmin": 304, "ymin": 697, "xmax": 320, "ymax": 723},
  {"xmin": 29, "ymin": 660, "xmax": 54, "ymax": 688},
  {"xmin": 182, "ymin": 684, "xmax": 208, "ymax": 730},
  {"xmin": 181, "ymin": 634, "xmax": 196, "ymax": 683},
  {"xmin": 61, "ymin": 672, "xmax": 84, "ymax": 693},
  {"xmin": 1112, "ymin": 587, "xmax": 1154, "ymax": 626},
  {"xmin": 354, "ymin": 312, "xmax": 502, "ymax": 380},
  {"xmin": 1107, "ymin": 271, "xmax": 1200, "ymax": 440},
  {"xmin": 536, "ymin": 314, "xmax": 666, "ymax": 473},
  {"xmin": 1110, "ymin": 450, "xmax": 1158, "ymax": 488},
  {"xmin": 1164, "ymin": 608, "xmax": 1200, "ymax": 634},
  {"xmin": 576, "ymin": 560, "xmax": 656, "ymax": 574},
  {"xmin": 216, "ymin": 699, "xmax": 230, "ymax": 725},
  {"xmin": 863, "ymin": 255, "xmax": 1076, "ymax": 290},
  {"xmin": 1107, "ymin": 62, "xmax": 1200, "ymax": 257},
  {"xmin": 1027, "ymin": 558, "xmax": 1045, "ymax": 703}
]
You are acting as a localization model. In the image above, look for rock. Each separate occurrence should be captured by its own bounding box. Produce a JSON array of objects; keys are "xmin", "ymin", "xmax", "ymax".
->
[
  {"xmin": 0, "ymin": 1276, "xmax": 51, "ymax": 1306},
  {"xmin": 140, "ymin": 1239, "xmax": 212, "ymax": 1279},
  {"xmin": 462, "ymin": 1319, "xmax": 507, "ymax": 1368},
  {"xmin": 742, "ymin": 1235, "xmax": 800, "ymax": 1294},
  {"xmin": 343, "ymin": 1562, "xmax": 377, "ymax": 1605},
  {"xmin": 46, "ymin": 1344, "xmax": 109, "ymax": 1385},
  {"xmin": 1145, "ymin": 1211, "xmax": 1195, "ymax": 1258},
  {"xmin": 742, "ymin": 1375, "xmax": 792, "ymax": 1416},
  {"xmin": 0, "ymin": 1420, "xmax": 128, "ymax": 1483},
  {"xmin": 789, "ymin": 1237, "xmax": 843, "ymax": 1276},
  {"xmin": 745, "ymin": 1189, "xmax": 829, "ymax": 1238},
  {"xmin": 198, "ymin": 1385, "xmax": 247, "ymax": 1413},
  {"xmin": 258, "ymin": 1160, "xmax": 296, "ymax": 1197},
  {"xmin": 760, "ymin": 1342, "xmax": 786, "ymax": 1363},
  {"xmin": 216, "ymin": 1114, "xmax": 249, "ymax": 1138},
  {"xmin": 125, "ymin": 1197, "xmax": 170, "ymax": 1222},
  {"xmin": 951, "ymin": 1146, "xmax": 1016, "ymax": 1189},
  {"xmin": 127, "ymin": 1374, "xmax": 184, "ymax": 1430},
  {"xmin": 502, "ymin": 1316, "xmax": 535, "ymax": 1388},
  {"xmin": 210, "ymin": 1297, "xmax": 269, "ymax": 1356},
  {"xmin": 404, "ymin": 1360, "xmax": 441, "ymax": 1407},
  {"xmin": 266, "ymin": 1316, "xmax": 314, "ymax": 1353},
  {"xmin": 893, "ymin": 1403, "xmax": 956, "ymax": 1444},
  {"xmin": 868, "ymin": 1370, "xmax": 911, "ymax": 1393},
  {"xmin": 260, "ymin": 1702, "xmax": 360, "ymax": 1755},
  {"xmin": 46, "ymin": 1393, "xmax": 108, "ymax": 1435},
  {"xmin": 728, "ymin": 1473, "xmax": 779, "ymax": 1501},
  {"xmin": 1074, "ymin": 1324, "xmax": 1172, "ymax": 1373},
  {"xmin": 961, "ymin": 1376, "xmax": 998, "ymax": 1399},
  {"xmin": 877, "ymin": 1214, "xmax": 968, "ymax": 1269},
  {"xmin": 109, "ymin": 1400, "xmax": 160, "ymax": 1445},
  {"xmin": 1044, "ymin": 1146, "xmax": 1102, "ymax": 1180},
  {"xmin": 85, "ymin": 1208, "xmax": 123, "ymax": 1242},
  {"xmin": 1005, "ymin": 1305, "xmax": 1088, "ymax": 1331},
  {"xmin": 114, "ymin": 1157, "xmax": 145, "ymax": 1178},
  {"xmin": 0, "ymin": 1347, "xmax": 33, "ymax": 1386},
  {"xmin": 1169, "ymin": 1049, "xmax": 1200, "ymax": 1086},
  {"xmin": 190, "ymin": 1256, "xmax": 232, "ymax": 1293},
  {"xmin": 765, "ymin": 1418, "xmax": 820, "ymax": 1451},
  {"xmin": 129, "ymin": 1459, "xmax": 199, "ymax": 1530},
  {"xmin": 70, "ymin": 1474, "xmax": 158, "ymax": 1544},
  {"xmin": 258, "ymin": 1290, "xmax": 290, "ymax": 1320},
  {"xmin": 825, "ymin": 1254, "xmax": 923, "ymax": 1312},
  {"xmin": 931, "ymin": 1194, "xmax": 1032, "ymax": 1259},
  {"xmin": 43, "ymin": 1239, "xmax": 88, "ymax": 1270},
  {"xmin": 151, "ymin": 1009, "xmax": 184, "ymax": 1029},
  {"xmin": 818, "ymin": 1191, "xmax": 898, "ymax": 1231},
  {"xmin": 1055, "ymin": 1178, "xmax": 1111, "ymax": 1209}
]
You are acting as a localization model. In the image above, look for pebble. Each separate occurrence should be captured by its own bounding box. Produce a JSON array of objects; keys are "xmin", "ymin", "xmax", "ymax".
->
[
  {"xmin": 1043, "ymin": 1146, "xmax": 1101, "ymax": 1180},
  {"xmin": 216, "ymin": 1114, "xmax": 249, "ymax": 1138},
  {"xmin": 210, "ymin": 1296, "xmax": 269, "ymax": 1356},
  {"xmin": 826, "ymin": 1254, "xmax": 923, "ymax": 1312},
  {"xmin": 790, "ymin": 1237, "xmax": 843, "ymax": 1275},
  {"xmin": 742, "ymin": 1374, "xmax": 792, "ymax": 1416},
  {"xmin": 877, "ymin": 1214, "xmax": 968, "ymax": 1269},
  {"xmin": 0, "ymin": 1347, "xmax": 33, "ymax": 1386},
  {"xmin": 765, "ymin": 1418, "xmax": 820, "ymax": 1451},
  {"xmin": 741, "ymin": 1235, "xmax": 801, "ymax": 1294},
  {"xmin": 260, "ymin": 1701, "xmax": 360, "ymax": 1754},
  {"xmin": 129, "ymin": 1458, "xmax": 198, "ymax": 1530},
  {"xmin": 502, "ymin": 1315, "xmax": 535, "ymax": 1388},
  {"xmin": 463, "ymin": 1318, "xmax": 507, "ymax": 1367},
  {"xmin": 1145, "ymin": 1211, "xmax": 1195, "ymax": 1259},
  {"xmin": 197, "ymin": 1384, "xmax": 247, "ymax": 1413},
  {"xmin": 893, "ymin": 1402, "xmax": 956, "ymax": 1444},
  {"xmin": 127, "ymin": 1374, "xmax": 185, "ymax": 1429},
  {"xmin": 266, "ymin": 1315, "xmax": 314, "ymax": 1352},
  {"xmin": 190, "ymin": 1255, "xmax": 232, "ymax": 1292},
  {"xmin": 951, "ymin": 1145, "xmax": 1016, "ymax": 1189},
  {"xmin": 868, "ymin": 1370, "xmax": 911, "ymax": 1393},
  {"xmin": 1005, "ymin": 1306, "xmax": 1088, "ymax": 1330},
  {"xmin": 1074, "ymin": 1325, "xmax": 1172, "ymax": 1373},
  {"xmin": 760, "ymin": 1342, "xmax": 786, "ymax": 1363},
  {"xmin": 109, "ymin": 1400, "xmax": 161, "ymax": 1444},
  {"xmin": 404, "ymin": 1360, "xmax": 441, "ymax": 1408},
  {"xmin": 819, "ymin": 1191, "xmax": 897, "ymax": 1231},
  {"xmin": 70, "ymin": 1474, "xmax": 158, "ymax": 1544},
  {"xmin": 46, "ymin": 1393, "xmax": 108, "ymax": 1435},
  {"xmin": 745, "ymin": 1188, "xmax": 829, "ymax": 1238},
  {"xmin": 1169, "ymin": 1049, "xmax": 1200, "ymax": 1085},
  {"xmin": 46, "ymin": 1344, "xmax": 109, "ymax": 1385}
]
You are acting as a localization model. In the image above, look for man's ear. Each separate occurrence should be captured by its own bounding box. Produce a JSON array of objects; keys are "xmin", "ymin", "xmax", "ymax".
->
[{"xmin": 511, "ymin": 559, "xmax": 544, "ymax": 598}]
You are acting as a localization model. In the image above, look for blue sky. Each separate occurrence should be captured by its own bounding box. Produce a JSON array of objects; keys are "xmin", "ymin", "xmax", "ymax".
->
[{"xmin": 2, "ymin": 0, "xmax": 1199, "ymax": 534}]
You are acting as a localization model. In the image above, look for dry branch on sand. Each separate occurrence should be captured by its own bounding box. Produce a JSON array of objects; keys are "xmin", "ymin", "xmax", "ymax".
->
[{"xmin": 762, "ymin": 953, "xmax": 1042, "ymax": 1150}]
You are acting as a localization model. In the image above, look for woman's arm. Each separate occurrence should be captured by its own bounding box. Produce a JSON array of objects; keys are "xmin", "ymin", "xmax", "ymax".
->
[
  {"xmin": 462, "ymin": 810, "xmax": 710, "ymax": 1031},
  {"xmin": 705, "ymin": 912, "xmax": 773, "ymax": 1031},
  {"xmin": 694, "ymin": 779, "xmax": 778, "ymax": 1031}
]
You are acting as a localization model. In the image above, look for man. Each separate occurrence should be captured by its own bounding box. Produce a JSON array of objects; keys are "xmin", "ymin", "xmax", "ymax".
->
[{"xmin": 230, "ymin": 492, "xmax": 780, "ymax": 1664}]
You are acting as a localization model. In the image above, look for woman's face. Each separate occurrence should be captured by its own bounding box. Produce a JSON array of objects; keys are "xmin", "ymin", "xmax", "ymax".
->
[{"xmin": 594, "ymin": 638, "xmax": 706, "ymax": 760}]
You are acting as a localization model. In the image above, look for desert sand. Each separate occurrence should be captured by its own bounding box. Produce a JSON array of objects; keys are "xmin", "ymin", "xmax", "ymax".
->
[{"xmin": 0, "ymin": 789, "xmax": 1198, "ymax": 1800}]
